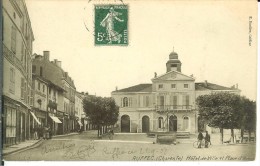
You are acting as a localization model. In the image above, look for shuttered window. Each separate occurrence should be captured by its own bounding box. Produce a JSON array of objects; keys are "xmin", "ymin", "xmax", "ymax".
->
[
  {"xmin": 9, "ymin": 68, "xmax": 15, "ymax": 94},
  {"xmin": 11, "ymin": 26, "xmax": 16, "ymax": 53},
  {"xmin": 158, "ymin": 117, "xmax": 163, "ymax": 128},
  {"xmin": 182, "ymin": 95, "xmax": 190, "ymax": 109},
  {"xmin": 143, "ymin": 96, "xmax": 149, "ymax": 107}
]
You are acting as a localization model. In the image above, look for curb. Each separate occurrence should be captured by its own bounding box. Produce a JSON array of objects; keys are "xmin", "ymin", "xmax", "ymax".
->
[
  {"xmin": 52, "ymin": 132, "xmax": 79, "ymax": 138},
  {"xmin": 93, "ymin": 140, "xmax": 154, "ymax": 144},
  {"xmin": 3, "ymin": 133, "xmax": 79, "ymax": 156},
  {"xmin": 2, "ymin": 139, "xmax": 44, "ymax": 156}
]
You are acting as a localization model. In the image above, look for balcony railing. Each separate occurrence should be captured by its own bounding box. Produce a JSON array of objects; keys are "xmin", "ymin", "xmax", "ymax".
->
[{"xmin": 155, "ymin": 105, "xmax": 193, "ymax": 111}]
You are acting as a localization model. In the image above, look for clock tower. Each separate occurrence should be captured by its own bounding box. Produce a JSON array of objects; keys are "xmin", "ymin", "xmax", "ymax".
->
[{"xmin": 166, "ymin": 47, "xmax": 182, "ymax": 72}]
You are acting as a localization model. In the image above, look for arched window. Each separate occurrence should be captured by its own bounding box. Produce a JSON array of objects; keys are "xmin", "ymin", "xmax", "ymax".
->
[
  {"xmin": 183, "ymin": 116, "xmax": 189, "ymax": 130},
  {"xmin": 158, "ymin": 117, "xmax": 163, "ymax": 128},
  {"xmin": 123, "ymin": 97, "xmax": 128, "ymax": 107}
]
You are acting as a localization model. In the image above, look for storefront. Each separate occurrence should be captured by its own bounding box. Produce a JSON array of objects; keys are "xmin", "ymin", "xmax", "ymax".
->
[
  {"xmin": 48, "ymin": 113, "xmax": 62, "ymax": 136},
  {"xmin": 56, "ymin": 111, "xmax": 64, "ymax": 135},
  {"xmin": 2, "ymin": 96, "xmax": 30, "ymax": 147}
]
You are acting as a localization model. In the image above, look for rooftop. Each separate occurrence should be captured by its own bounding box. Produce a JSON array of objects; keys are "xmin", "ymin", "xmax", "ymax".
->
[
  {"xmin": 195, "ymin": 82, "xmax": 238, "ymax": 91},
  {"xmin": 112, "ymin": 84, "xmax": 152, "ymax": 93},
  {"xmin": 112, "ymin": 82, "xmax": 238, "ymax": 93}
]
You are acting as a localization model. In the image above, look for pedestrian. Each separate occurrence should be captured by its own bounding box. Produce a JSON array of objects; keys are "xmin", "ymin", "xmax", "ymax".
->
[
  {"xmin": 108, "ymin": 129, "xmax": 114, "ymax": 140},
  {"xmin": 205, "ymin": 131, "xmax": 211, "ymax": 148},
  {"xmin": 43, "ymin": 125, "xmax": 49, "ymax": 140},
  {"xmin": 43, "ymin": 126, "xmax": 46, "ymax": 140},
  {"xmin": 49, "ymin": 126, "xmax": 52, "ymax": 139},
  {"xmin": 197, "ymin": 131, "xmax": 204, "ymax": 148},
  {"xmin": 33, "ymin": 126, "xmax": 38, "ymax": 140}
]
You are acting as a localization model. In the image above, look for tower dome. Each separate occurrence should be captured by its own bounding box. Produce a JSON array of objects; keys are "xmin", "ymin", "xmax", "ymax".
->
[
  {"xmin": 169, "ymin": 51, "xmax": 178, "ymax": 59},
  {"xmin": 166, "ymin": 47, "xmax": 182, "ymax": 72}
]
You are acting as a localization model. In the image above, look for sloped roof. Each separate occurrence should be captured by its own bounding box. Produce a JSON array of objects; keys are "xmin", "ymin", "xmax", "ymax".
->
[
  {"xmin": 195, "ymin": 82, "xmax": 238, "ymax": 91},
  {"xmin": 113, "ymin": 84, "xmax": 152, "ymax": 93},
  {"xmin": 32, "ymin": 55, "xmax": 76, "ymax": 89}
]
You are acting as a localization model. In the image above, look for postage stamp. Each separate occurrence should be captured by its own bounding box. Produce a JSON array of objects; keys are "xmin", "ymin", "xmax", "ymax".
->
[{"xmin": 94, "ymin": 4, "xmax": 128, "ymax": 46}]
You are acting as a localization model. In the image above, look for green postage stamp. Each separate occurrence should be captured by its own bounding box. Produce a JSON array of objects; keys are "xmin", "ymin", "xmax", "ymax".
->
[{"xmin": 95, "ymin": 4, "xmax": 128, "ymax": 46}]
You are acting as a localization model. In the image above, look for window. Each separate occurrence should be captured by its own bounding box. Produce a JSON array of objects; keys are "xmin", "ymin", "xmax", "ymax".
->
[
  {"xmin": 38, "ymin": 82, "xmax": 40, "ymax": 91},
  {"xmin": 9, "ymin": 68, "xmax": 15, "ymax": 94},
  {"xmin": 158, "ymin": 117, "xmax": 163, "ymax": 129},
  {"xmin": 157, "ymin": 96, "xmax": 164, "ymax": 109},
  {"xmin": 21, "ymin": 44, "xmax": 24, "ymax": 61},
  {"xmin": 20, "ymin": 78, "xmax": 25, "ymax": 99},
  {"xmin": 129, "ymin": 97, "xmax": 132, "ymax": 107},
  {"xmin": 171, "ymin": 84, "xmax": 176, "ymax": 89},
  {"xmin": 182, "ymin": 95, "xmax": 190, "ymax": 109},
  {"xmin": 43, "ymin": 85, "xmax": 45, "ymax": 92},
  {"xmin": 184, "ymin": 84, "xmax": 189, "ymax": 88},
  {"xmin": 5, "ymin": 107, "xmax": 17, "ymax": 138},
  {"xmin": 30, "ymin": 89, "xmax": 33, "ymax": 105},
  {"xmin": 40, "ymin": 67, "xmax": 43, "ymax": 76},
  {"xmin": 158, "ymin": 84, "xmax": 163, "ymax": 89},
  {"xmin": 183, "ymin": 116, "xmax": 189, "ymax": 130},
  {"xmin": 171, "ymin": 95, "xmax": 178, "ymax": 109},
  {"xmin": 170, "ymin": 64, "xmax": 177, "ymax": 71},
  {"xmin": 11, "ymin": 26, "xmax": 16, "ymax": 53},
  {"xmin": 145, "ymin": 96, "xmax": 149, "ymax": 107},
  {"xmin": 53, "ymin": 91, "xmax": 57, "ymax": 101},
  {"xmin": 123, "ymin": 97, "xmax": 128, "ymax": 107},
  {"xmin": 32, "ymin": 65, "xmax": 36, "ymax": 74}
]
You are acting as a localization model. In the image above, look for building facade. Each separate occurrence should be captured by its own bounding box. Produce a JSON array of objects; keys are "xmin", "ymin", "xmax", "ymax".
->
[
  {"xmin": 75, "ymin": 91, "xmax": 84, "ymax": 131},
  {"xmin": 30, "ymin": 74, "xmax": 49, "ymax": 137},
  {"xmin": 111, "ymin": 50, "xmax": 240, "ymax": 134},
  {"xmin": 32, "ymin": 51, "xmax": 77, "ymax": 135},
  {"xmin": 2, "ymin": 0, "xmax": 34, "ymax": 146}
]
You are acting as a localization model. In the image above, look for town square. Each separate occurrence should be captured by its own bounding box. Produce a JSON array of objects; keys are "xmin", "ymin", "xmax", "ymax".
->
[{"xmin": 1, "ymin": 0, "xmax": 258, "ymax": 164}]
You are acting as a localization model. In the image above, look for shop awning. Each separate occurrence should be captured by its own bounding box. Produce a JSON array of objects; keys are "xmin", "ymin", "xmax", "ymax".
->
[
  {"xmin": 30, "ymin": 111, "xmax": 41, "ymax": 125},
  {"xmin": 49, "ymin": 115, "xmax": 62, "ymax": 123},
  {"xmin": 77, "ymin": 120, "xmax": 83, "ymax": 126}
]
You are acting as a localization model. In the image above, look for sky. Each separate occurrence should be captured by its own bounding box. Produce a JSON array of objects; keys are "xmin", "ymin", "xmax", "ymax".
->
[{"xmin": 25, "ymin": 0, "xmax": 257, "ymax": 100}]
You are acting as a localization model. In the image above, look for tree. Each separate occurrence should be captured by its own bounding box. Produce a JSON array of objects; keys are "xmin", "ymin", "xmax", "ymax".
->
[
  {"xmin": 239, "ymin": 97, "xmax": 256, "ymax": 142},
  {"xmin": 196, "ymin": 92, "xmax": 242, "ymax": 144},
  {"xmin": 83, "ymin": 95, "xmax": 119, "ymax": 137}
]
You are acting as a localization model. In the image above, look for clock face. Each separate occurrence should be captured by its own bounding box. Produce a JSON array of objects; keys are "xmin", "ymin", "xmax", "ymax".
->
[{"xmin": 171, "ymin": 73, "xmax": 177, "ymax": 79}]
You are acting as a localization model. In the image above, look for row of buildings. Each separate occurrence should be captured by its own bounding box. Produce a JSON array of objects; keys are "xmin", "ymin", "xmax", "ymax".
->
[
  {"xmin": 2, "ymin": 0, "xmax": 241, "ymax": 148},
  {"xmin": 111, "ymin": 49, "xmax": 241, "ymax": 134},
  {"xmin": 2, "ymin": 0, "xmax": 88, "ymax": 147}
]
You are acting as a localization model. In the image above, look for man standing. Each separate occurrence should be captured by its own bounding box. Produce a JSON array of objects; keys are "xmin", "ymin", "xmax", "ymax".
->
[
  {"xmin": 205, "ymin": 131, "xmax": 211, "ymax": 148},
  {"xmin": 197, "ymin": 132, "xmax": 204, "ymax": 148}
]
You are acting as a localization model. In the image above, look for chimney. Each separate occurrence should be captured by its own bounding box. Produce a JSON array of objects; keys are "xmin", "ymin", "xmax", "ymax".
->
[
  {"xmin": 204, "ymin": 80, "xmax": 208, "ymax": 87},
  {"xmin": 43, "ymin": 51, "xmax": 50, "ymax": 61},
  {"xmin": 54, "ymin": 59, "xmax": 57, "ymax": 64},
  {"xmin": 56, "ymin": 61, "xmax": 61, "ymax": 67},
  {"xmin": 115, "ymin": 86, "xmax": 118, "ymax": 91}
]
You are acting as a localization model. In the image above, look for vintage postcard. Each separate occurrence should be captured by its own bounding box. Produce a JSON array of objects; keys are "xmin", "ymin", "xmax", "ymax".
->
[{"xmin": 1, "ymin": 0, "xmax": 258, "ymax": 165}]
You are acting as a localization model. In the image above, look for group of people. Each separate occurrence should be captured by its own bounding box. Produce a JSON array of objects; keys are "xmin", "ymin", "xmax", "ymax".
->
[
  {"xmin": 197, "ymin": 131, "xmax": 211, "ymax": 148},
  {"xmin": 32, "ymin": 125, "xmax": 52, "ymax": 140}
]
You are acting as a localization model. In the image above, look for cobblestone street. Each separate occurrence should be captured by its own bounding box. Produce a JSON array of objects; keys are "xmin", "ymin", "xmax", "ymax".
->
[{"xmin": 3, "ymin": 131, "xmax": 256, "ymax": 161}]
